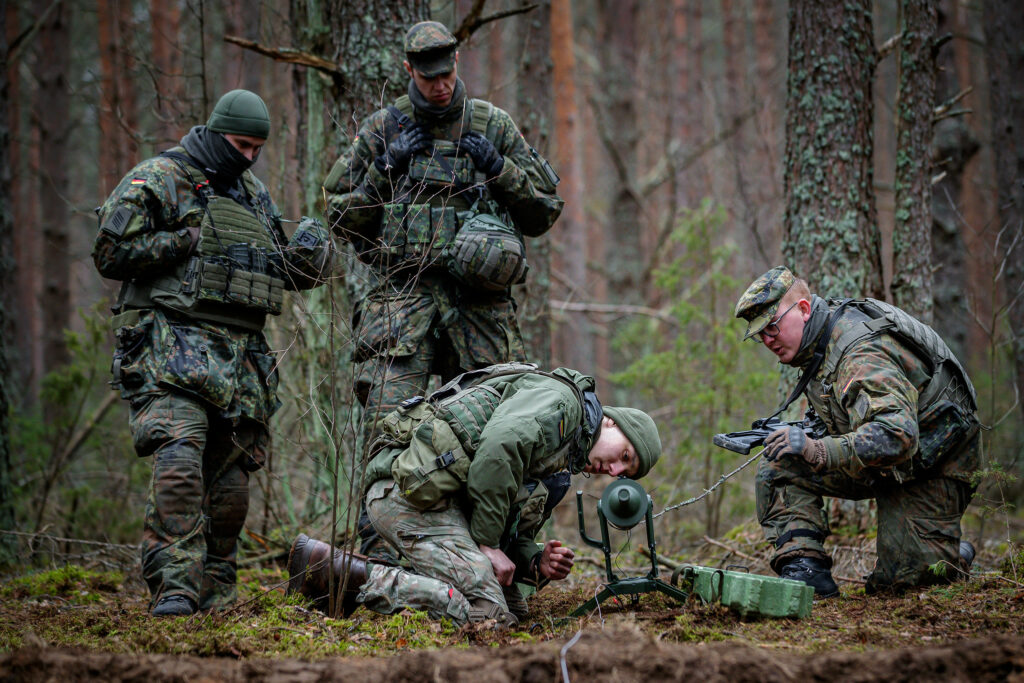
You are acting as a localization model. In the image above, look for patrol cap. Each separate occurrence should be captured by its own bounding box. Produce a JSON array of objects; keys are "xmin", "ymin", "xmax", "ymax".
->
[
  {"xmin": 602, "ymin": 406, "xmax": 662, "ymax": 480},
  {"xmin": 734, "ymin": 266, "xmax": 796, "ymax": 340},
  {"xmin": 404, "ymin": 21, "xmax": 457, "ymax": 77},
  {"xmin": 207, "ymin": 90, "xmax": 271, "ymax": 140}
]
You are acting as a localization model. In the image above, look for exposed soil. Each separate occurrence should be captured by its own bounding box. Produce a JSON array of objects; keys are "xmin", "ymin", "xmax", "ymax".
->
[
  {"xmin": 3, "ymin": 630, "xmax": 1024, "ymax": 682},
  {"xmin": 2, "ymin": 550, "xmax": 1023, "ymax": 682}
]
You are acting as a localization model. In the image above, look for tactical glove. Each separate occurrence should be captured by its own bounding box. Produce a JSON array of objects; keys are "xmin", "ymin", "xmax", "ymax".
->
[
  {"xmin": 458, "ymin": 132, "xmax": 504, "ymax": 179},
  {"xmin": 763, "ymin": 425, "xmax": 827, "ymax": 471},
  {"xmin": 374, "ymin": 123, "xmax": 431, "ymax": 176}
]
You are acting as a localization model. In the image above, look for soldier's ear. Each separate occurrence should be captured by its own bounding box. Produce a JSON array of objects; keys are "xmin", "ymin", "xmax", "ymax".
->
[
  {"xmin": 402, "ymin": 60, "xmax": 414, "ymax": 78},
  {"xmin": 798, "ymin": 298, "xmax": 812, "ymax": 319}
]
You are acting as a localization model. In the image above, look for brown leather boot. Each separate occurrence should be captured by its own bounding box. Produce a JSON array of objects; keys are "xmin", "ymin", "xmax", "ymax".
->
[{"xmin": 286, "ymin": 533, "xmax": 370, "ymax": 617}]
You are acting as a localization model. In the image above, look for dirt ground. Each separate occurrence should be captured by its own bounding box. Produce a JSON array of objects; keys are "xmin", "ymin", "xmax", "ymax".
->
[
  {"xmin": 3, "ymin": 630, "xmax": 1024, "ymax": 682},
  {"xmin": 2, "ymin": 542, "xmax": 1023, "ymax": 682}
]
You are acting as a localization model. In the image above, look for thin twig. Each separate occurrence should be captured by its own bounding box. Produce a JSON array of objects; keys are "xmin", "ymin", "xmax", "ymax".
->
[
  {"xmin": 223, "ymin": 35, "xmax": 342, "ymax": 79},
  {"xmin": 654, "ymin": 450, "xmax": 762, "ymax": 518},
  {"xmin": 700, "ymin": 536, "xmax": 760, "ymax": 564}
]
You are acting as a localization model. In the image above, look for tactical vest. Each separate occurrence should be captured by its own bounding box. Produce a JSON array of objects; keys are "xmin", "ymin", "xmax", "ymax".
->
[
  {"xmin": 119, "ymin": 151, "xmax": 284, "ymax": 331},
  {"xmin": 377, "ymin": 96, "xmax": 504, "ymax": 269},
  {"xmin": 370, "ymin": 362, "xmax": 599, "ymax": 509},
  {"xmin": 811, "ymin": 298, "xmax": 979, "ymax": 472}
]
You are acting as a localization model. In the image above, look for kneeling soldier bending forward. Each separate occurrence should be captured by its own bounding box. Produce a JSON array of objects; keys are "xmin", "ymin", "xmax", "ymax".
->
[{"xmin": 287, "ymin": 363, "xmax": 661, "ymax": 628}]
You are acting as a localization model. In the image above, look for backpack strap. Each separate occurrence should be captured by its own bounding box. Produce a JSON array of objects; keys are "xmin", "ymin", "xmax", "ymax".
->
[
  {"xmin": 469, "ymin": 98, "xmax": 493, "ymax": 137},
  {"xmin": 764, "ymin": 299, "xmax": 855, "ymax": 423}
]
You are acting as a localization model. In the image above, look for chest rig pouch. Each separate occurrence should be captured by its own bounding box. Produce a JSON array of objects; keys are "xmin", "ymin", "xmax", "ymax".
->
[
  {"xmin": 376, "ymin": 99, "xmax": 502, "ymax": 275},
  {"xmin": 121, "ymin": 152, "xmax": 285, "ymax": 330}
]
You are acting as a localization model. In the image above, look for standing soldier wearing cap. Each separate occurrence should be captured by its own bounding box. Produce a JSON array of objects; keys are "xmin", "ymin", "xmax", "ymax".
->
[
  {"xmin": 286, "ymin": 363, "xmax": 661, "ymax": 628},
  {"xmin": 322, "ymin": 20, "xmax": 564, "ymax": 451},
  {"xmin": 93, "ymin": 90, "xmax": 332, "ymax": 616},
  {"xmin": 734, "ymin": 267, "xmax": 980, "ymax": 597}
]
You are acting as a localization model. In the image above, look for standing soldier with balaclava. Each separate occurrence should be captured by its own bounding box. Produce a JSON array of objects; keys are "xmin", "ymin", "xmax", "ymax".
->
[
  {"xmin": 93, "ymin": 90, "xmax": 332, "ymax": 616},
  {"xmin": 323, "ymin": 20, "xmax": 564, "ymax": 448}
]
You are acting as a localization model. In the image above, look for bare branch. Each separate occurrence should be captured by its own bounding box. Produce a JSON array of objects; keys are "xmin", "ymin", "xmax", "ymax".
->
[
  {"xmin": 877, "ymin": 31, "xmax": 902, "ymax": 60},
  {"xmin": 453, "ymin": 2, "xmax": 540, "ymax": 43},
  {"xmin": 550, "ymin": 299, "xmax": 677, "ymax": 326},
  {"xmin": 223, "ymin": 34, "xmax": 343, "ymax": 80}
]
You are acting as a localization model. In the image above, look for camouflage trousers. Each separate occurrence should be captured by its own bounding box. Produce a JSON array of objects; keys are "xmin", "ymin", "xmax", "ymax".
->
[
  {"xmin": 353, "ymin": 278, "xmax": 527, "ymax": 445},
  {"xmin": 359, "ymin": 479, "xmax": 507, "ymax": 624},
  {"xmin": 756, "ymin": 454, "xmax": 974, "ymax": 591},
  {"xmin": 129, "ymin": 391, "xmax": 267, "ymax": 610}
]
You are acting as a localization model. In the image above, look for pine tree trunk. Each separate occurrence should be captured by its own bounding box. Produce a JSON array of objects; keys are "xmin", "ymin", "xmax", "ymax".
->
[
  {"xmin": 783, "ymin": 0, "xmax": 883, "ymax": 298},
  {"xmin": 550, "ymin": 0, "xmax": 591, "ymax": 371},
  {"xmin": 150, "ymin": 0, "xmax": 183, "ymax": 148},
  {"xmin": 983, "ymin": 0, "xmax": 1024, "ymax": 422},
  {"xmin": 37, "ymin": 1, "xmax": 71, "ymax": 373},
  {"xmin": 0, "ymin": 0, "xmax": 17, "ymax": 563},
  {"xmin": 891, "ymin": 0, "xmax": 937, "ymax": 323},
  {"xmin": 512, "ymin": 0, "xmax": 554, "ymax": 368}
]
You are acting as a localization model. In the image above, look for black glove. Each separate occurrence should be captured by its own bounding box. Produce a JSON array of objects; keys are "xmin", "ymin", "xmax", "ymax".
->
[
  {"xmin": 458, "ymin": 132, "xmax": 504, "ymax": 179},
  {"xmin": 763, "ymin": 426, "xmax": 827, "ymax": 471},
  {"xmin": 374, "ymin": 124, "xmax": 431, "ymax": 176}
]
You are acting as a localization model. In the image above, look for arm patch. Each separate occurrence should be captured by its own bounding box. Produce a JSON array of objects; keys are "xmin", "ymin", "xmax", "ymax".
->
[{"xmin": 100, "ymin": 206, "xmax": 135, "ymax": 238}]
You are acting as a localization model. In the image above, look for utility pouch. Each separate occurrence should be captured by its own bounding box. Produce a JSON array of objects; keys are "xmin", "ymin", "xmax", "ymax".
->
[
  {"xmin": 916, "ymin": 400, "xmax": 980, "ymax": 471},
  {"xmin": 390, "ymin": 415, "xmax": 471, "ymax": 510}
]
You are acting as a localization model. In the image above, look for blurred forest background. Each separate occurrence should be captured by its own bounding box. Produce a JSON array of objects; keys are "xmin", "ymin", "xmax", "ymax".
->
[{"xmin": 0, "ymin": 0, "xmax": 1021, "ymax": 571}]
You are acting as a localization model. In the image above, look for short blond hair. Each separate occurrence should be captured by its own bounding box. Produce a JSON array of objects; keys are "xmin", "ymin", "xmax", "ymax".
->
[{"xmin": 782, "ymin": 277, "xmax": 811, "ymax": 306}]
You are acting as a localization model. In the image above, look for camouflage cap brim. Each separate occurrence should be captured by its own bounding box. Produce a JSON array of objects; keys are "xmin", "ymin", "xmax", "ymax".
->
[
  {"xmin": 408, "ymin": 48, "xmax": 456, "ymax": 78},
  {"xmin": 734, "ymin": 265, "xmax": 795, "ymax": 340}
]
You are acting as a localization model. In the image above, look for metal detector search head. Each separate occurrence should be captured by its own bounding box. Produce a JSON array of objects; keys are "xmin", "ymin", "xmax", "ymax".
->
[
  {"xmin": 571, "ymin": 477, "xmax": 688, "ymax": 616},
  {"xmin": 601, "ymin": 478, "xmax": 648, "ymax": 530}
]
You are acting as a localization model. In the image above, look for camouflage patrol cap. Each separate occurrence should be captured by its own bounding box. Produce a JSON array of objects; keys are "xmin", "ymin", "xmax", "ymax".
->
[
  {"xmin": 404, "ymin": 21, "xmax": 457, "ymax": 77},
  {"xmin": 207, "ymin": 90, "xmax": 271, "ymax": 140},
  {"xmin": 602, "ymin": 406, "xmax": 662, "ymax": 480},
  {"xmin": 734, "ymin": 266, "xmax": 796, "ymax": 340}
]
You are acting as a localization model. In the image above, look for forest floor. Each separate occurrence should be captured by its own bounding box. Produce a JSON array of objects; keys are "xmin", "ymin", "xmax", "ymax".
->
[{"xmin": 1, "ymin": 532, "xmax": 1023, "ymax": 682}]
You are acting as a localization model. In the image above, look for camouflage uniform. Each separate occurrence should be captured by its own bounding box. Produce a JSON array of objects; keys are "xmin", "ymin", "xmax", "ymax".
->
[
  {"xmin": 356, "ymin": 366, "xmax": 598, "ymax": 623},
  {"xmin": 736, "ymin": 267, "xmax": 980, "ymax": 592},
  {"xmin": 94, "ymin": 120, "xmax": 331, "ymax": 610},
  {"xmin": 322, "ymin": 26, "xmax": 563, "ymax": 444}
]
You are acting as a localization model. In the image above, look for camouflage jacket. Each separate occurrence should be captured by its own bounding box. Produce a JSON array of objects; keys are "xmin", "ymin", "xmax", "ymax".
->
[
  {"xmin": 323, "ymin": 86, "xmax": 563, "ymax": 258},
  {"xmin": 803, "ymin": 302, "xmax": 979, "ymax": 483},
  {"xmin": 365, "ymin": 367, "xmax": 595, "ymax": 571},
  {"xmin": 93, "ymin": 149, "xmax": 331, "ymax": 423}
]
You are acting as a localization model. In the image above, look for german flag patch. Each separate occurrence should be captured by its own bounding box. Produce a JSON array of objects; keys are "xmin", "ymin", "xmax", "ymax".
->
[{"xmin": 130, "ymin": 177, "xmax": 146, "ymax": 186}]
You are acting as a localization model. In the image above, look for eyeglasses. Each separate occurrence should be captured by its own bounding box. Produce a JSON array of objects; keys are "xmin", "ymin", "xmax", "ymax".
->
[{"xmin": 760, "ymin": 301, "xmax": 798, "ymax": 338}]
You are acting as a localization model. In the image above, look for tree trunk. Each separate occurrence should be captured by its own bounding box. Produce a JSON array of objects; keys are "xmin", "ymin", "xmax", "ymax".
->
[
  {"xmin": 929, "ymin": 0, "xmax": 978, "ymax": 361},
  {"xmin": 0, "ymin": 0, "xmax": 16, "ymax": 563},
  {"xmin": 150, "ymin": 0, "xmax": 183, "ymax": 148},
  {"xmin": 512, "ymin": 0, "xmax": 554, "ymax": 368},
  {"xmin": 891, "ymin": 0, "xmax": 937, "ymax": 323},
  {"xmin": 783, "ymin": 0, "xmax": 883, "ymax": 298},
  {"xmin": 549, "ymin": 0, "xmax": 590, "ymax": 371},
  {"xmin": 983, "ymin": 0, "xmax": 1024, "ymax": 422},
  {"xmin": 37, "ymin": 1, "xmax": 71, "ymax": 373}
]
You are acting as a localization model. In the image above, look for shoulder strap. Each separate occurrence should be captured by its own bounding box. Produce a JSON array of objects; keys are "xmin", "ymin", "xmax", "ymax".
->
[
  {"xmin": 394, "ymin": 95, "xmax": 415, "ymax": 121},
  {"xmin": 469, "ymin": 98, "xmax": 493, "ymax": 137},
  {"xmin": 159, "ymin": 150, "xmax": 212, "ymax": 208},
  {"xmin": 764, "ymin": 299, "xmax": 855, "ymax": 423}
]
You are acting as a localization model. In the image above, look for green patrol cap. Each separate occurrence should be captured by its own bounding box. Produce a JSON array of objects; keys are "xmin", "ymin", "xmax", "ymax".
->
[
  {"xmin": 404, "ymin": 21, "xmax": 457, "ymax": 77},
  {"xmin": 735, "ymin": 266, "xmax": 795, "ymax": 340},
  {"xmin": 602, "ymin": 406, "xmax": 661, "ymax": 480},
  {"xmin": 207, "ymin": 90, "xmax": 271, "ymax": 140}
]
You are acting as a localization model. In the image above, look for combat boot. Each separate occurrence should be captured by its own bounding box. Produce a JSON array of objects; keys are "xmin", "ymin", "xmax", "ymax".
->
[
  {"xmin": 287, "ymin": 533, "xmax": 369, "ymax": 617},
  {"xmin": 152, "ymin": 594, "xmax": 197, "ymax": 617},
  {"xmin": 959, "ymin": 540, "xmax": 976, "ymax": 569},
  {"xmin": 778, "ymin": 556, "xmax": 840, "ymax": 598},
  {"xmin": 502, "ymin": 584, "xmax": 529, "ymax": 622},
  {"xmin": 467, "ymin": 598, "xmax": 519, "ymax": 630}
]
